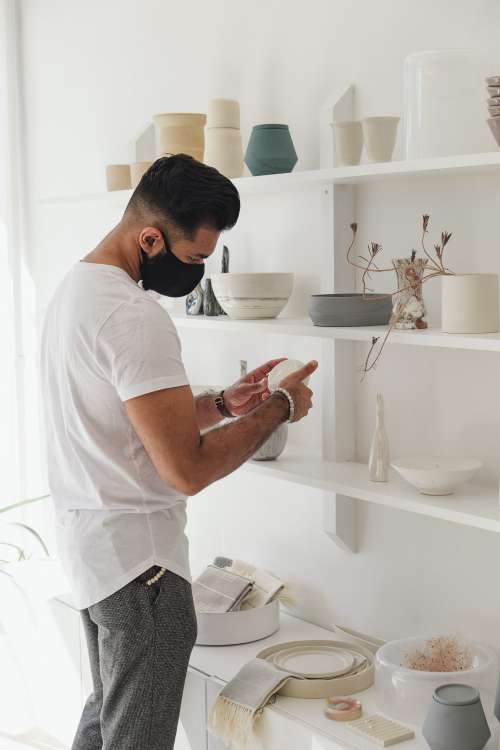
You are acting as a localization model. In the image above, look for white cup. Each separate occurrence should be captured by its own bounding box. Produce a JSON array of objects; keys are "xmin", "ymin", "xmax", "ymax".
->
[
  {"xmin": 361, "ymin": 116, "xmax": 400, "ymax": 162},
  {"xmin": 207, "ymin": 98, "xmax": 240, "ymax": 129},
  {"xmin": 332, "ymin": 121, "xmax": 363, "ymax": 167}
]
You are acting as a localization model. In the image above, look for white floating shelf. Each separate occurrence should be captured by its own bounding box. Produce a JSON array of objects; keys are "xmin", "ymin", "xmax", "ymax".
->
[
  {"xmin": 172, "ymin": 313, "xmax": 500, "ymax": 353},
  {"xmin": 242, "ymin": 451, "xmax": 500, "ymax": 533},
  {"xmin": 37, "ymin": 151, "xmax": 500, "ymax": 205}
]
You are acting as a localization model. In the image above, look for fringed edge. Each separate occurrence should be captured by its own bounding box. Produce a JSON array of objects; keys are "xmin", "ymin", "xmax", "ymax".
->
[{"xmin": 208, "ymin": 695, "xmax": 257, "ymax": 750}]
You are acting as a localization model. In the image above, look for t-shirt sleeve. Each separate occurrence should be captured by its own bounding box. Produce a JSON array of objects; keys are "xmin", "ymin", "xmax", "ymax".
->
[{"xmin": 96, "ymin": 298, "xmax": 189, "ymax": 401}]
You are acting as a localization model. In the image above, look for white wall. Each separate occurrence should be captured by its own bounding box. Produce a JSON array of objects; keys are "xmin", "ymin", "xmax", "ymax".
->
[{"xmin": 19, "ymin": 0, "xmax": 500, "ymax": 647}]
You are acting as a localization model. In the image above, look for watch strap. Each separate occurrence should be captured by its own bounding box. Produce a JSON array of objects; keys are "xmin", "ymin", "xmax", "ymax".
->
[{"xmin": 214, "ymin": 390, "xmax": 234, "ymax": 419}]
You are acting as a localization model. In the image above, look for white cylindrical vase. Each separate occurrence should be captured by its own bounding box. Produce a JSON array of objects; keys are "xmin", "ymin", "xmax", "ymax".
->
[
  {"xmin": 404, "ymin": 49, "xmax": 492, "ymax": 159},
  {"xmin": 441, "ymin": 274, "xmax": 499, "ymax": 334},
  {"xmin": 207, "ymin": 99, "xmax": 240, "ymax": 129},
  {"xmin": 331, "ymin": 121, "xmax": 363, "ymax": 166},
  {"xmin": 204, "ymin": 127, "xmax": 244, "ymax": 178}
]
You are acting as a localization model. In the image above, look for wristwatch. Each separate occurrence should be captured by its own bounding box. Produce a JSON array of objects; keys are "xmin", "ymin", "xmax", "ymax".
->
[{"xmin": 213, "ymin": 390, "xmax": 234, "ymax": 419}]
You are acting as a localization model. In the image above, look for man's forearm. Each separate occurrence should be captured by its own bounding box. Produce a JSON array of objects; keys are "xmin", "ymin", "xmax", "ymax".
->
[
  {"xmin": 194, "ymin": 392, "xmax": 224, "ymax": 430},
  {"xmin": 190, "ymin": 393, "xmax": 288, "ymax": 492}
]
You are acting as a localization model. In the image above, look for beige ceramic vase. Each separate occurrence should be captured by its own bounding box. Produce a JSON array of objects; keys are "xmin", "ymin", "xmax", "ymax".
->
[
  {"xmin": 130, "ymin": 161, "xmax": 153, "ymax": 188},
  {"xmin": 105, "ymin": 164, "xmax": 131, "ymax": 191},
  {"xmin": 153, "ymin": 113, "xmax": 206, "ymax": 161},
  {"xmin": 204, "ymin": 128, "xmax": 244, "ymax": 178}
]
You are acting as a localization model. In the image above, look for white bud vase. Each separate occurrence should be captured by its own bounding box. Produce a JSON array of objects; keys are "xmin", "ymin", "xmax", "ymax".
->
[{"xmin": 368, "ymin": 393, "xmax": 390, "ymax": 482}]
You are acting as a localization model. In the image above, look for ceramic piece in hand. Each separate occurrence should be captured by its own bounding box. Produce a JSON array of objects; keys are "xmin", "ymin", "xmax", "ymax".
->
[
  {"xmin": 211, "ymin": 272, "xmax": 294, "ymax": 319},
  {"xmin": 391, "ymin": 457, "xmax": 482, "ymax": 495},
  {"xmin": 268, "ymin": 359, "xmax": 309, "ymax": 391}
]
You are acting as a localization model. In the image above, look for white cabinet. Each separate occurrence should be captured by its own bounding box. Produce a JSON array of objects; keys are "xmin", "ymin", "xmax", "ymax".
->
[{"xmin": 176, "ymin": 668, "xmax": 208, "ymax": 750}]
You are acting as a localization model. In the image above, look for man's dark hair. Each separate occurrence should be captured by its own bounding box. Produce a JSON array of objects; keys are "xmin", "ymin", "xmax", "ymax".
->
[{"xmin": 127, "ymin": 154, "xmax": 240, "ymax": 236}]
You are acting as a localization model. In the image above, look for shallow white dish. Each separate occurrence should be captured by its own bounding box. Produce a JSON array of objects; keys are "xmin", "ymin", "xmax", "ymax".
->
[
  {"xmin": 268, "ymin": 359, "xmax": 309, "ymax": 391},
  {"xmin": 391, "ymin": 456, "xmax": 482, "ymax": 495},
  {"xmin": 211, "ymin": 273, "xmax": 294, "ymax": 320},
  {"xmin": 375, "ymin": 636, "xmax": 498, "ymax": 725},
  {"xmin": 270, "ymin": 644, "xmax": 354, "ymax": 678},
  {"xmin": 195, "ymin": 599, "xmax": 279, "ymax": 646}
]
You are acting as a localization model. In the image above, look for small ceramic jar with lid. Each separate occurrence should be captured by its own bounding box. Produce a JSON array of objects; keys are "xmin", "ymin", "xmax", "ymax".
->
[{"xmin": 423, "ymin": 684, "xmax": 491, "ymax": 750}]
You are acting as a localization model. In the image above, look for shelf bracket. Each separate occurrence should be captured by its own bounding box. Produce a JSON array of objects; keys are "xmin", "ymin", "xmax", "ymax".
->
[{"xmin": 323, "ymin": 491, "xmax": 358, "ymax": 553}]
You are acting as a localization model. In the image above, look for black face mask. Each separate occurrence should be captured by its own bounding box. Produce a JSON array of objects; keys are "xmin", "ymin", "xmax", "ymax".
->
[{"xmin": 139, "ymin": 233, "xmax": 205, "ymax": 298}]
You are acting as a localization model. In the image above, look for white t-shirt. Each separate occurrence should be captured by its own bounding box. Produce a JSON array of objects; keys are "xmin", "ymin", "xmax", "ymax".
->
[{"xmin": 40, "ymin": 261, "xmax": 191, "ymax": 610}]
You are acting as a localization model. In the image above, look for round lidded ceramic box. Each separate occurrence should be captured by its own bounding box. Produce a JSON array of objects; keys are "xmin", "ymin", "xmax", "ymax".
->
[{"xmin": 423, "ymin": 684, "xmax": 491, "ymax": 750}]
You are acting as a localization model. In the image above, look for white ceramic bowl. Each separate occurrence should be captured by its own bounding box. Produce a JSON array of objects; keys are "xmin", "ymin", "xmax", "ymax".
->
[
  {"xmin": 391, "ymin": 457, "xmax": 482, "ymax": 495},
  {"xmin": 375, "ymin": 637, "xmax": 498, "ymax": 725},
  {"xmin": 211, "ymin": 273, "xmax": 294, "ymax": 319}
]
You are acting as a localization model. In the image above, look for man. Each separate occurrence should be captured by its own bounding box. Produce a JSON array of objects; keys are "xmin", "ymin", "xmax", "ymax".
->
[{"xmin": 41, "ymin": 154, "xmax": 317, "ymax": 750}]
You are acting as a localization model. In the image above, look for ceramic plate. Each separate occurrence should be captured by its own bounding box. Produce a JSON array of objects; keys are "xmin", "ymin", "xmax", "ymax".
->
[
  {"xmin": 257, "ymin": 639, "xmax": 375, "ymax": 698},
  {"xmin": 269, "ymin": 644, "xmax": 355, "ymax": 678}
]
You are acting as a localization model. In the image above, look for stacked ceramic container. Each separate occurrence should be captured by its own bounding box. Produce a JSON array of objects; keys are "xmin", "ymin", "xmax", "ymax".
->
[
  {"xmin": 486, "ymin": 75, "xmax": 500, "ymax": 147},
  {"xmin": 203, "ymin": 99, "xmax": 244, "ymax": 178},
  {"xmin": 153, "ymin": 113, "xmax": 207, "ymax": 161}
]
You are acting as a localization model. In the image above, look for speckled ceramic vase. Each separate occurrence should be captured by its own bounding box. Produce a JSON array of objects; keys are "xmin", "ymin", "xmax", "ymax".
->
[{"xmin": 244, "ymin": 124, "xmax": 298, "ymax": 176}]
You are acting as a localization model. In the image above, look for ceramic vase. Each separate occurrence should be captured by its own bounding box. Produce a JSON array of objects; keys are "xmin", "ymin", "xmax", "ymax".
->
[
  {"xmin": 361, "ymin": 117, "xmax": 400, "ymax": 163},
  {"xmin": 153, "ymin": 113, "xmax": 206, "ymax": 161},
  {"xmin": 245, "ymin": 124, "xmax": 298, "ymax": 176},
  {"xmin": 404, "ymin": 50, "xmax": 492, "ymax": 159},
  {"xmin": 203, "ymin": 278, "xmax": 224, "ymax": 316},
  {"xmin": 130, "ymin": 161, "xmax": 152, "ymax": 188},
  {"xmin": 204, "ymin": 127, "xmax": 244, "ymax": 178},
  {"xmin": 422, "ymin": 684, "xmax": 491, "ymax": 750},
  {"xmin": 186, "ymin": 283, "xmax": 204, "ymax": 316},
  {"xmin": 207, "ymin": 99, "xmax": 240, "ymax": 129},
  {"xmin": 368, "ymin": 393, "xmax": 390, "ymax": 482},
  {"xmin": 441, "ymin": 274, "xmax": 499, "ymax": 334},
  {"xmin": 332, "ymin": 121, "xmax": 363, "ymax": 166},
  {"xmin": 105, "ymin": 164, "xmax": 131, "ymax": 191},
  {"xmin": 392, "ymin": 258, "xmax": 428, "ymax": 330}
]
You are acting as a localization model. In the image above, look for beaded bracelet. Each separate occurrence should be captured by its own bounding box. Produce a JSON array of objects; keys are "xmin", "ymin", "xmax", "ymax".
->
[
  {"xmin": 273, "ymin": 387, "xmax": 295, "ymax": 423},
  {"xmin": 145, "ymin": 567, "xmax": 166, "ymax": 586}
]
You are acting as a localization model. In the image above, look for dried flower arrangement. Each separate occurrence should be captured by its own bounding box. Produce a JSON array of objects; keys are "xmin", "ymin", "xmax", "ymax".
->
[
  {"xmin": 403, "ymin": 635, "xmax": 473, "ymax": 673},
  {"xmin": 346, "ymin": 215, "xmax": 455, "ymax": 375}
]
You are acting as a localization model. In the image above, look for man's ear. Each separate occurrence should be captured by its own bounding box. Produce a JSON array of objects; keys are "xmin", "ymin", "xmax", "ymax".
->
[{"xmin": 139, "ymin": 227, "xmax": 164, "ymax": 256}]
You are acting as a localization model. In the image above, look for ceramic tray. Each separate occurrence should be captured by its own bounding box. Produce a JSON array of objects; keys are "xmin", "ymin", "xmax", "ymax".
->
[
  {"xmin": 257, "ymin": 639, "xmax": 374, "ymax": 698},
  {"xmin": 195, "ymin": 599, "xmax": 279, "ymax": 646},
  {"xmin": 269, "ymin": 643, "xmax": 355, "ymax": 678}
]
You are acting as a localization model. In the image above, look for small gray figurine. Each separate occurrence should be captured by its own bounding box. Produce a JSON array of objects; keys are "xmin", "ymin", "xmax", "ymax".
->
[
  {"xmin": 222, "ymin": 244, "xmax": 230, "ymax": 273},
  {"xmin": 203, "ymin": 278, "xmax": 224, "ymax": 316},
  {"xmin": 186, "ymin": 283, "xmax": 204, "ymax": 315}
]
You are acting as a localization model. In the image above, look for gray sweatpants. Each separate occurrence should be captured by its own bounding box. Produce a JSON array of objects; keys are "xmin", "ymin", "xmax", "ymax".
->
[{"xmin": 71, "ymin": 566, "xmax": 197, "ymax": 750}]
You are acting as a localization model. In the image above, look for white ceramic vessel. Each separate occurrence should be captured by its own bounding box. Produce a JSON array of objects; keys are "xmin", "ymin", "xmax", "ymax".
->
[
  {"xmin": 375, "ymin": 636, "xmax": 498, "ymax": 725},
  {"xmin": 361, "ymin": 117, "xmax": 400, "ymax": 163},
  {"xmin": 441, "ymin": 274, "xmax": 499, "ymax": 334},
  {"xmin": 105, "ymin": 164, "xmax": 131, "ymax": 191},
  {"xmin": 207, "ymin": 98, "xmax": 240, "ymax": 129},
  {"xmin": 368, "ymin": 393, "xmax": 390, "ymax": 482},
  {"xmin": 211, "ymin": 273, "xmax": 294, "ymax": 320},
  {"xmin": 331, "ymin": 120, "xmax": 363, "ymax": 166},
  {"xmin": 391, "ymin": 457, "xmax": 482, "ymax": 495},
  {"xmin": 403, "ymin": 49, "xmax": 492, "ymax": 158},
  {"xmin": 195, "ymin": 599, "xmax": 279, "ymax": 646},
  {"xmin": 204, "ymin": 127, "xmax": 244, "ymax": 178}
]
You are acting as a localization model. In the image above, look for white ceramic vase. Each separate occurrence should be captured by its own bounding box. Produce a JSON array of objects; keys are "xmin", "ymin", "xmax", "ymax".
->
[
  {"xmin": 368, "ymin": 393, "xmax": 390, "ymax": 482},
  {"xmin": 362, "ymin": 117, "xmax": 400, "ymax": 163},
  {"xmin": 204, "ymin": 127, "xmax": 244, "ymax": 178},
  {"xmin": 105, "ymin": 164, "xmax": 131, "ymax": 191},
  {"xmin": 403, "ymin": 49, "xmax": 492, "ymax": 159},
  {"xmin": 441, "ymin": 274, "xmax": 499, "ymax": 334},
  {"xmin": 332, "ymin": 121, "xmax": 363, "ymax": 166}
]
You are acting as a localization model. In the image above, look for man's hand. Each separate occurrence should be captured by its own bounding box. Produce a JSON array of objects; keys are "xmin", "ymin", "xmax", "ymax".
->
[
  {"xmin": 278, "ymin": 360, "xmax": 318, "ymax": 422},
  {"xmin": 223, "ymin": 358, "xmax": 285, "ymax": 417}
]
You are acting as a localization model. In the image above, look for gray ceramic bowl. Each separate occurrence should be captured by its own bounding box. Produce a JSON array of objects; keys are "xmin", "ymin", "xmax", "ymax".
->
[
  {"xmin": 486, "ymin": 75, "xmax": 500, "ymax": 87},
  {"xmin": 309, "ymin": 293, "xmax": 392, "ymax": 327},
  {"xmin": 488, "ymin": 106, "xmax": 500, "ymax": 117}
]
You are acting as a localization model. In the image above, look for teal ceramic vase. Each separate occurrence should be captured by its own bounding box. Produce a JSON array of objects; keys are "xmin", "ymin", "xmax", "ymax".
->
[{"xmin": 244, "ymin": 124, "xmax": 298, "ymax": 176}]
